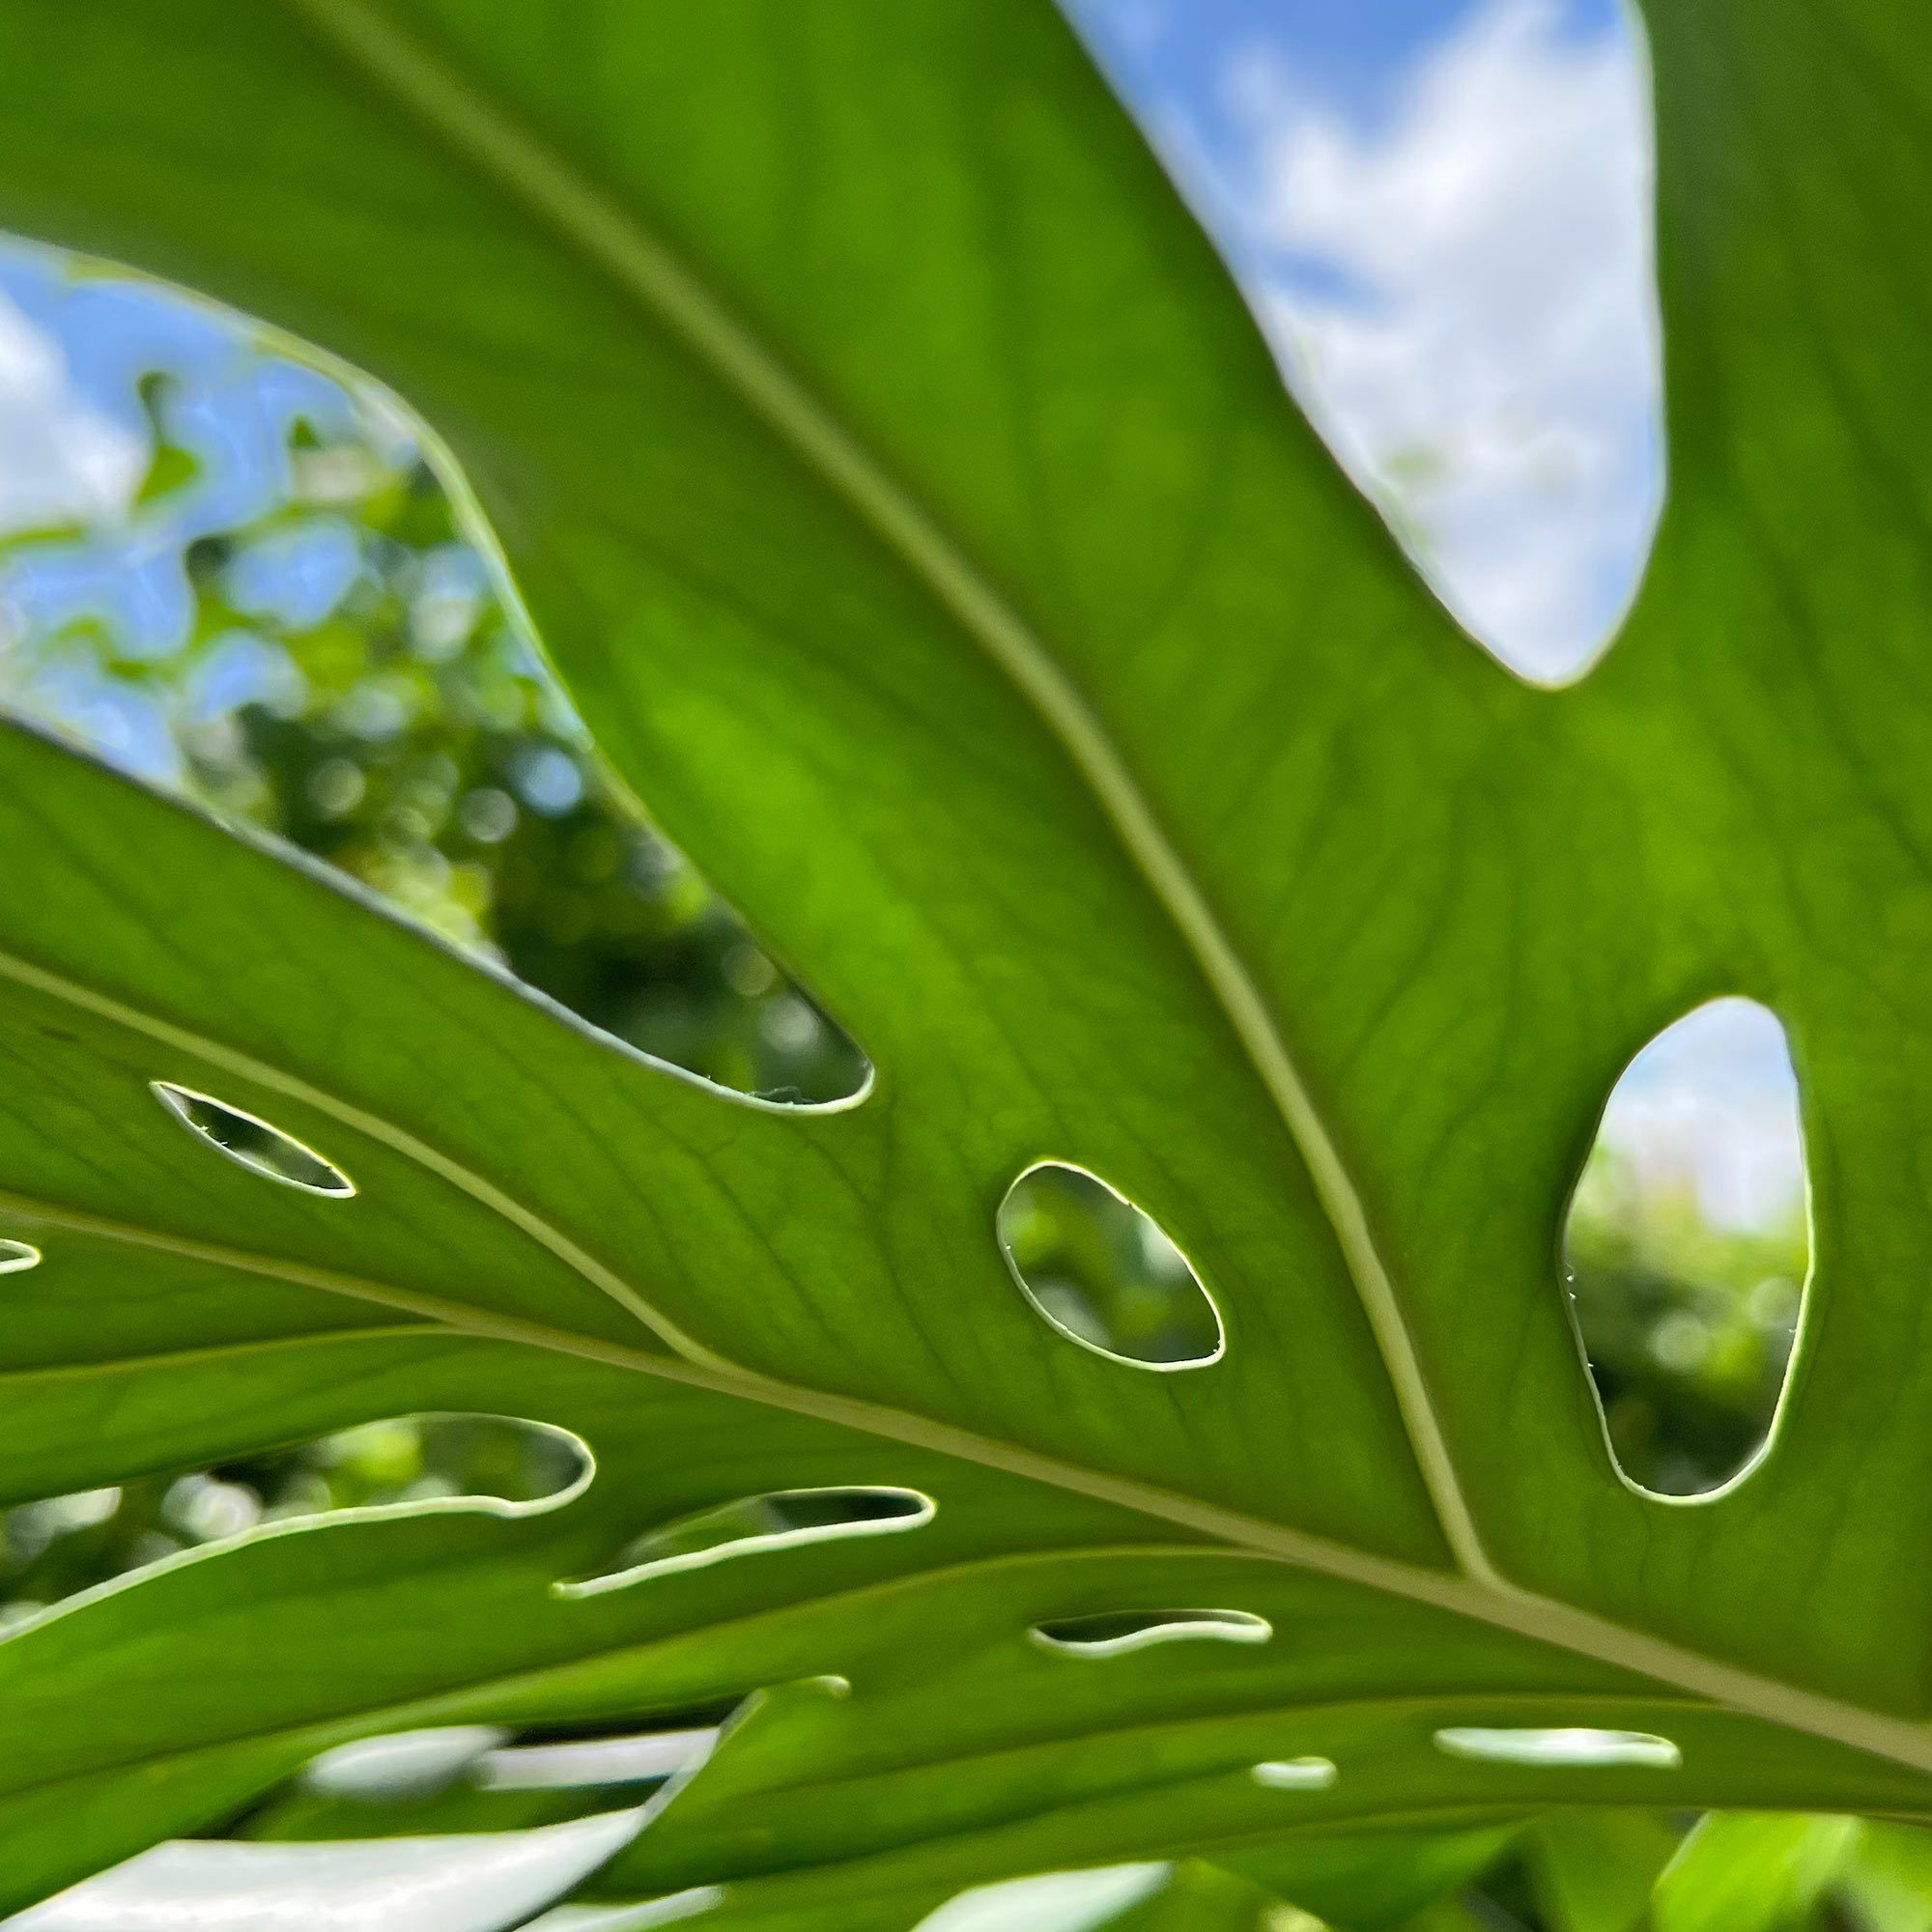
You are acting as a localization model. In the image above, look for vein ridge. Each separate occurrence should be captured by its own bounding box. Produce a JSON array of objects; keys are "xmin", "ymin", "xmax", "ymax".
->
[
  {"xmin": 9, "ymin": 1179, "xmax": 1932, "ymax": 1776},
  {"xmin": 0, "ymin": 944, "xmax": 728, "ymax": 1371}
]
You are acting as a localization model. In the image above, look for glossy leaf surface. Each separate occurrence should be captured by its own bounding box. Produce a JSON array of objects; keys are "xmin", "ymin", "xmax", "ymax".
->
[{"xmin": 0, "ymin": 0, "xmax": 1928, "ymax": 1921}]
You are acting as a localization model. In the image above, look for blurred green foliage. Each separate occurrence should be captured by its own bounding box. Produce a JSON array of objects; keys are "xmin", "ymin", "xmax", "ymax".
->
[
  {"xmin": 1566, "ymin": 1148, "xmax": 1806, "ymax": 1498},
  {"xmin": 0, "ymin": 1415, "xmax": 579, "ymax": 1628},
  {"xmin": 999, "ymin": 1162, "xmax": 1222, "ymax": 1367}
]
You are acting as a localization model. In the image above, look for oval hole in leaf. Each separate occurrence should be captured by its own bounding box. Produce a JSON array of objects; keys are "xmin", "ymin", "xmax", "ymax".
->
[
  {"xmin": 1251, "ymin": 1757, "xmax": 1339, "ymax": 1791},
  {"xmin": 556, "ymin": 1486, "xmax": 934, "ymax": 1600},
  {"xmin": 1563, "ymin": 998, "xmax": 1809, "ymax": 1498},
  {"xmin": 151, "ymin": 1081, "xmax": 355, "ymax": 1197},
  {"xmin": 1030, "ymin": 1608, "xmax": 1271, "ymax": 1658},
  {"xmin": 0, "ymin": 1240, "xmax": 41, "ymax": 1273},
  {"xmin": 0, "ymin": 1412, "xmax": 589, "ymax": 1629},
  {"xmin": 998, "ymin": 1162, "xmax": 1222, "ymax": 1369},
  {"xmin": 476, "ymin": 1727, "xmax": 718, "ymax": 1793},
  {"xmin": 1434, "ymin": 1727, "xmax": 1680, "ymax": 1769}
]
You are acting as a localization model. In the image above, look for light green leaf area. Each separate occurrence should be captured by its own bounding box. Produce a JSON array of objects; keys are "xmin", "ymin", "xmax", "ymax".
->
[
  {"xmin": 1840, "ymin": 1822, "xmax": 1932, "ymax": 1932},
  {"xmin": 0, "ymin": 0, "xmax": 1927, "ymax": 1920},
  {"xmin": 1652, "ymin": 1812, "xmax": 1859, "ymax": 1932}
]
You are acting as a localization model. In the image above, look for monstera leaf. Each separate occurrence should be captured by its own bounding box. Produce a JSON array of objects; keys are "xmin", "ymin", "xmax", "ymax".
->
[{"xmin": 0, "ymin": 0, "xmax": 1928, "ymax": 1923}]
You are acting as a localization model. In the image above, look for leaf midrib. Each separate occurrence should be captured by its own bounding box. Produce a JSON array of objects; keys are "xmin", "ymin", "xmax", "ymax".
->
[{"xmin": 273, "ymin": 0, "xmax": 1486, "ymax": 1580}]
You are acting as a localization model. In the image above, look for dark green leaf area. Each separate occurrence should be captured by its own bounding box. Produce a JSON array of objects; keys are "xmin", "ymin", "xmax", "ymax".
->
[
  {"xmin": 0, "ymin": 1314, "xmax": 1910, "ymax": 1924},
  {"xmin": 1225, "ymin": 1822, "xmax": 1522, "ymax": 1930}
]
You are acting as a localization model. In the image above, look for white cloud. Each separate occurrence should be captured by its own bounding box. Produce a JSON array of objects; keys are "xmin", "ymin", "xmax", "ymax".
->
[
  {"xmin": 0, "ymin": 292, "xmax": 142, "ymax": 541},
  {"xmin": 1234, "ymin": 0, "xmax": 1661, "ymax": 682}
]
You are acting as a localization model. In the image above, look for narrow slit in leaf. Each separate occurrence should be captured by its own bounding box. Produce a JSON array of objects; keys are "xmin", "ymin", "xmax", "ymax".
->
[
  {"xmin": 998, "ymin": 1162, "xmax": 1221, "ymax": 1369},
  {"xmin": 0, "ymin": 1240, "xmax": 41, "ymax": 1273},
  {"xmin": 0, "ymin": 1412, "xmax": 589, "ymax": 1629},
  {"xmin": 298, "ymin": 1722, "xmax": 715, "ymax": 1809},
  {"xmin": 476, "ymin": 1728, "xmax": 718, "ymax": 1792},
  {"xmin": 1563, "ymin": 997, "xmax": 1809, "ymax": 1498},
  {"xmin": 1250, "ymin": 1757, "xmax": 1338, "ymax": 1791},
  {"xmin": 303, "ymin": 1726, "xmax": 509, "ymax": 1804},
  {"xmin": 1434, "ymin": 1727, "xmax": 1680, "ymax": 1769},
  {"xmin": 151, "ymin": 1081, "xmax": 355, "ymax": 1196},
  {"xmin": 1030, "ymin": 1608, "xmax": 1271, "ymax": 1657},
  {"xmin": 556, "ymin": 1487, "xmax": 933, "ymax": 1599}
]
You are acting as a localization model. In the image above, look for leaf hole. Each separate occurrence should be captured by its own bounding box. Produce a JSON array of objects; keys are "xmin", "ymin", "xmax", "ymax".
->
[
  {"xmin": 0, "ymin": 1412, "xmax": 589, "ymax": 1627},
  {"xmin": 1250, "ymin": 1757, "xmax": 1338, "ymax": 1791},
  {"xmin": 556, "ymin": 1486, "xmax": 933, "ymax": 1600},
  {"xmin": 998, "ymin": 1162, "xmax": 1222, "ymax": 1369},
  {"xmin": 1434, "ymin": 1727, "xmax": 1680, "ymax": 1769},
  {"xmin": 0, "ymin": 1239, "xmax": 41, "ymax": 1273},
  {"xmin": 1563, "ymin": 997, "xmax": 1809, "ymax": 1498},
  {"xmin": 298, "ymin": 1720, "xmax": 718, "ymax": 1807},
  {"xmin": 1029, "ymin": 1608, "xmax": 1271, "ymax": 1658},
  {"xmin": 150, "ymin": 1081, "xmax": 355, "ymax": 1197},
  {"xmin": 474, "ymin": 1726, "xmax": 718, "ymax": 1793}
]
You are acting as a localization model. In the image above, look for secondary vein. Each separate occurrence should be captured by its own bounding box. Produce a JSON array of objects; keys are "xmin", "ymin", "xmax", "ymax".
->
[
  {"xmin": 11, "ymin": 1183, "xmax": 1932, "ymax": 1777},
  {"xmin": 0, "ymin": 943, "xmax": 729, "ymax": 1373}
]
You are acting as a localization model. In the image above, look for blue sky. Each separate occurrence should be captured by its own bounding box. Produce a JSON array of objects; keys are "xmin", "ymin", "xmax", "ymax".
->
[
  {"xmin": 1065, "ymin": 0, "xmax": 1661, "ymax": 682},
  {"xmin": 1070, "ymin": 0, "xmax": 1622, "ymax": 130}
]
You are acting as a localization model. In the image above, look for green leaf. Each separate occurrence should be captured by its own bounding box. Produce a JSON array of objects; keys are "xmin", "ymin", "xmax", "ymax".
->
[
  {"xmin": 1107, "ymin": 1861, "xmax": 1289, "ymax": 1932},
  {"xmin": 1652, "ymin": 1813, "xmax": 1859, "ymax": 1932},
  {"xmin": 1220, "ymin": 1822, "xmax": 1521, "ymax": 1931},
  {"xmin": 1, "ymin": 0, "xmax": 1931, "ymax": 1919},
  {"xmin": 1525, "ymin": 1810, "xmax": 1681, "ymax": 1932},
  {"xmin": 1838, "ymin": 1822, "xmax": 1932, "ymax": 1932}
]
